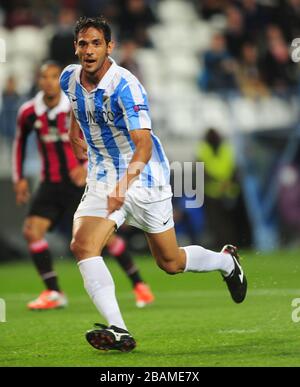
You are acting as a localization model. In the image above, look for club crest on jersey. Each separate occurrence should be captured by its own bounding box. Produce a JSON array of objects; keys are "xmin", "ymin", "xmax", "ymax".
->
[{"xmin": 34, "ymin": 119, "xmax": 43, "ymax": 129}]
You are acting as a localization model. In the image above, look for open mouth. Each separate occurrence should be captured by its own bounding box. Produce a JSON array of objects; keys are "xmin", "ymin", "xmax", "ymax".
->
[{"xmin": 84, "ymin": 59, "xmax": 96, "ymax": 64}]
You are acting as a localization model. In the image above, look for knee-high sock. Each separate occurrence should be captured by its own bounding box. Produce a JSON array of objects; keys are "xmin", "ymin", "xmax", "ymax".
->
[
  {"xmin": 108, "ymin": 236, "xmax": 143, "ymax": 287},
  {"xmin": 29, "ymin": 240, "xmax": 60, "ymax": 291},
  {"xmin": 182, "ymin": 245, "xmax": 234, "ymax": 276},
  {"xmin": 78, "ymin": 256, "xmax": 127, "ymax": 330}
]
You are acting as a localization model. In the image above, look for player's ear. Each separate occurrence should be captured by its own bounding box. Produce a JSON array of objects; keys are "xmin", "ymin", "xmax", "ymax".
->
[
  {"xmin": 107, "ymin": 41, "xmax": 115, "ymax": 55},
  {"xmin": 74, "ymin": 41, "xmax": 78, "ymax": 56}
]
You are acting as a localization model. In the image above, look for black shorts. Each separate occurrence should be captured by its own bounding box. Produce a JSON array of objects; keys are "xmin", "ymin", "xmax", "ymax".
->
[{"xmin": 28, "ymin": 182, "xmax": 85, "ymax": 230}]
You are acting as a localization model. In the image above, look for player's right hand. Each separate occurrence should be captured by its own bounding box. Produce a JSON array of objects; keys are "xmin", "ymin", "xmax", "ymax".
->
[
  {"xmin": 14, "ymin": 178, "xmax": 30, "ymax": 205},
  {"xmin": 69, "ymin": 164, "xmax": 87, "ymax": 187},
  {"xmin": 70, "ymin": 137, "xmax": 88, "ymax": 161}
]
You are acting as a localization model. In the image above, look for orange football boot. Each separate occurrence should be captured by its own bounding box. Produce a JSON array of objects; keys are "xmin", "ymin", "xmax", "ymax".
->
[
  {"xmin": 27, "ymin": 290, "xmax": 68, "ymax": 310},
  {"xmin": 133, "ymin": 283, "xmax": 154, "ymax": 308}
]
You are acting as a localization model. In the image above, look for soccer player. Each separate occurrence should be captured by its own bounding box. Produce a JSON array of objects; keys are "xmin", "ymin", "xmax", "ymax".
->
[
  {"xmin": 61, "ymin": 16, "xmax": 247, "ymax": 352},
  {"xmin": 12, "ymin": 61, "xmax": 154, "ymax": 310}
]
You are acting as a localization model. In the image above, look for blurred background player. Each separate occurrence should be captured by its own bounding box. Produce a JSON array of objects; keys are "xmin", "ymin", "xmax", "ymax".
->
[
  {"xmin": 196, "ymin": 128, "xmax": 251, "ymax": 249},
  {"xmin": 12, "ymin": 61, "xmax": 154, "ymax": 310}
]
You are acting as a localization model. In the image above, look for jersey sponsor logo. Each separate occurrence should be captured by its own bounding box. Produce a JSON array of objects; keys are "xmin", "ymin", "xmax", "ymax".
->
[
  {"xmin": 40, "ymin": 133, "xmax": 69, "ymax": 143},
  {"xmin": 73, "ymin": 108, "xmax": 115, "ymax": 125},
  {"xmin": 133, "ymin": 104, "xmax": 148, "ymax": 112}
]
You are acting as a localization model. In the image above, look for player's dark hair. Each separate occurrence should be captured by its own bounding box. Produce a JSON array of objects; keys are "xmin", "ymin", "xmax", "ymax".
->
[
  {"xmin": 40, "ymin": 60, "xmax": 62, "ymax": 72},
  {"xmin": 74, "ymin": 16, "xmax": 111, "ymax": 44}
]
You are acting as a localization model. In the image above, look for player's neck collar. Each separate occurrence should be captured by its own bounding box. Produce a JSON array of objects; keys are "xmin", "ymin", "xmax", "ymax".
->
[
  {"xmin": 96, "ymin": 56, "xmax": 117, "ymax": 90},
  {"xmin": 34, "ymin": 91, "xmax": 69, "ymax": 117}
]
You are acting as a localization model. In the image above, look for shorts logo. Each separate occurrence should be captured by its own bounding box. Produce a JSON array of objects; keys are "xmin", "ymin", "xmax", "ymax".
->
[
  {"xmin": 163, "ymin": 217, "xmax": 171, "ymax": 225},
  {"xmin": 133, "ymin": 104, "xmax": 148, "ymax": 112}
]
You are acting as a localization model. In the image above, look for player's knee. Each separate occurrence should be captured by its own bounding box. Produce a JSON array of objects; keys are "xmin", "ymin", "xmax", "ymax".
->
[
  {"xmin": 163, "ymin": 265, "xmax": 180, "ymax": 275},
  {"xmin": 23, "ymin": 228, "xmax": 32, "ymax": 242},
  {"xmin": 23, "ymin": 226, "xmax": 40, "ymax": 243},
  {"xmin": 70, "ymin": 238, "xmax": 84, "ymax": 258},
  {"xmin": 157, "ymin": 259, "xmax": 181, "ymax": 275},
  {"xmin": 70, "ymin": 238, "xmax": 100, "ymax": 260}
]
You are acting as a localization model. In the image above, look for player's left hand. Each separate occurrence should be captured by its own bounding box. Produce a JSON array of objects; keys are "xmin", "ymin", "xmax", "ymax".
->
[
  {"xmin": 69, "ymin": 165, "xmax": 87, "ymax": 187},
  {"xmin": 14, "ymin": 178, "xmax": 30, "ymax": 205}
]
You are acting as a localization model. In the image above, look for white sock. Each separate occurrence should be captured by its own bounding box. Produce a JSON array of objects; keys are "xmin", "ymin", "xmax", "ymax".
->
[
  {"xmin": 182, "ymin": 245, "xmax": 234, "ymax": 276},
  {"xmin": 78, "ymin": 256, "xmax": 127, "ymax": 330}
]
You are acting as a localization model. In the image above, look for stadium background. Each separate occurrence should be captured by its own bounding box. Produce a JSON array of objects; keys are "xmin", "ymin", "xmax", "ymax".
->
[{"xmin": 0, "ymin": 0, "xmax": 300, "ymax": 367}]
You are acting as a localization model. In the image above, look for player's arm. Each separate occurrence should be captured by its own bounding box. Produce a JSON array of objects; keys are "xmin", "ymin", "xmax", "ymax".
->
[
  {"xmin": 59, "ymin": 65, "xmax": 87, "ymax": 159},
  {"xmin": 67, "ymin": 110, "xmax": 88, "ymax": 186},
  {"xmin": 12, "ymin": 108, "xmax": 32, "ymax": 205},
  {"xmin": 107, "ymin": 129, "xmax": 152, "ymax": 215},
  {"xmin": 68, "ymin": 109, "xmax": 88, "ymax": 161},
  {"xmin": 107, "ymin": 80, "xmax": 153, "ymax": 214},
  {"xmin": 69, "ymin": 163, "xmax": 87, "ymax": 187}
]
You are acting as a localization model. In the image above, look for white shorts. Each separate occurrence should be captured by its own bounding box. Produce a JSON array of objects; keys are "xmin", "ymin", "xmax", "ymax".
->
[{"xmin": 74, "ymin": 180, "xmax": 174, "ymax": 233}]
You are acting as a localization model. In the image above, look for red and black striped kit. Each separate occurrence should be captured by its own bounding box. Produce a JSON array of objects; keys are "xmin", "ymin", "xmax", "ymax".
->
[{"xmin": 13, "ymin": 92, "xmax": 81, "ymax": 183}]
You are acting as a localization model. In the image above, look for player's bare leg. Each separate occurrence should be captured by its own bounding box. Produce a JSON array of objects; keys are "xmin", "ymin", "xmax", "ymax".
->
[
  {"xmin": 145, "ymin": 227, "xmax": 247, "ymax": 303},
  {"xmin": 71, "ymin": 216, "xmax": 136, "ymax": 352},
  {"xmin": 106, "ymin": 234, "xmax": 154, "ymax": 307},
  {"xmin": 145, "ymin": 228, "xmax": 185, "ymax": 273},
  {"xmin": 23, "ymin": 216, "xmax": 67, "ymax": 310}
]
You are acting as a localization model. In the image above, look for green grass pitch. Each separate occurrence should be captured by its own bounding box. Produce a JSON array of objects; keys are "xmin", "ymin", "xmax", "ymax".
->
[{"xmin": 0, "ymin": 250, "xmax": 300, "ymax": 367}]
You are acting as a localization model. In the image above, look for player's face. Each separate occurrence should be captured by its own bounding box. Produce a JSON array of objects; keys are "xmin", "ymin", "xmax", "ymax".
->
[
  {"xmin": 39, "ymin": 65, "xmax": 61, "ymax": 98},
  {"xmin": 75, "ymin": 27, "xmax": 114, "ymax": 75}
]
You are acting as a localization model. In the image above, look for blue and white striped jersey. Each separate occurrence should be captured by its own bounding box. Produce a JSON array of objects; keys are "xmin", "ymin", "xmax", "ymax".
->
[{"xmin": 60, "ymin": 57, "xmax": 170, "ymax": 187}]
